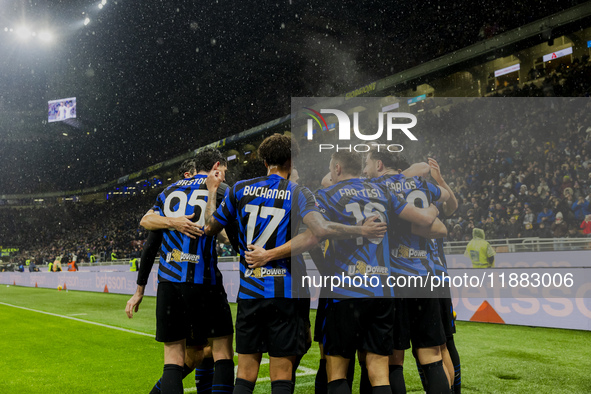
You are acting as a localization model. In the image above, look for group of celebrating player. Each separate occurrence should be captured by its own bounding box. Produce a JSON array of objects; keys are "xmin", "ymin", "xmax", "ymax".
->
[{"xmin": 125, "ymin": 133, "xmax": 462, "ymax": 394}]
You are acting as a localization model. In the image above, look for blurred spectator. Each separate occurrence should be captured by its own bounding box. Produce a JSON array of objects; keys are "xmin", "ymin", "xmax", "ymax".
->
[
  {"xmin": 536, "ymin": 222, "xmax": 553, "ymax": 238},
  {"xmin": 580, "ymin": 214, "xmax": 591, "ymax": 236},
  {"xmin": 537, "ymin": 207, "xmax": 554, "ymax": 224},
  {"xmin": 571, "ymin": 196, "xmax": 590, "ymax": 221}
]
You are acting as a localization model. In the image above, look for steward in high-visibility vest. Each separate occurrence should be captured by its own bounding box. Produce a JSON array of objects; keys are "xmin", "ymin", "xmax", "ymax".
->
[
  {"xmin": 129, "ymin": 258, "xmax": 138, "ymax": 272},
  {"xmin": 25, "ymin": 259, "xmax": 30, "ymax": 267},
  {"xmin": 48, "ymin": 262, "xmax": 53, "ymax": 272},
  {"xmin": 464, "ymin": 228, "xmax": 496, "ymax": 268},
  {"xmin": 90, "ymin": 254, "xmax": 96, "ymax": 264},
  {"xmin": 68, "ymin": 261, "xmax": 77, "ymax": 271},
  {"xmin": 110, "ymin": 252, "xmax": 117, "ymax": 261}
]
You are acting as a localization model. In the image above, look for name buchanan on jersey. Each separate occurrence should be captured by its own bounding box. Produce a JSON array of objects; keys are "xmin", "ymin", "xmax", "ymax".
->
[{"xmin": 243, "ymin": 185, "xmax": 291, "ymax": 200}]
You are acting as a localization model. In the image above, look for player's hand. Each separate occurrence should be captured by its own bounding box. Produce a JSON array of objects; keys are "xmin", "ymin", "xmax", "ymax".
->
[
  {"xmin": 169, "ymin": 214, "xmax": 204, "ymax": 239},
  {"xmin": 360, "ymin": 215, "xmax": 387, "ymax": 239},
  {"xmin": 206, "ymin": 162, "xmax": 223, "ymax": 190},
  {"xmin": 125, "ymin": 291, "xmax": 144, "ymax": 319},
  {"xmin": 429, "ymin": 158, "xmax": 444, "ymax": 184},
  {"xmin": 245, "ymin": 244, "xmax": 269, "ymax": 268},
  {"xmin": 427, "ymin": 203, "xmax": 440, "ymax": 218}
]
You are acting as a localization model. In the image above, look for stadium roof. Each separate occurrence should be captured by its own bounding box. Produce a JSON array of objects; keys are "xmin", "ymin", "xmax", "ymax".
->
[{"xmin": 0, "ymin": 0, "xmax": 588, "ymax": 195}]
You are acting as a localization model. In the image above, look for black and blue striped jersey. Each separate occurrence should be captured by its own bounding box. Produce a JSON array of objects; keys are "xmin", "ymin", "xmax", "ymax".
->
[
  {"xmin": 213, "ymin": 174, "xmax": 317, "ymax": 300},
  {"xmin": 433, "ymin": 201, "xmax": 448, "ymax": 277},
  {"xmin": 373, "ymin": 174, "xmax": 443, "ymax": 277},
  {"xmin": 152, "ymin": 174, "xmax": 227, "ymax": 285},
  {"xmin": 315, "ymin": 178, "xmax": 407, "ymax": 298}
]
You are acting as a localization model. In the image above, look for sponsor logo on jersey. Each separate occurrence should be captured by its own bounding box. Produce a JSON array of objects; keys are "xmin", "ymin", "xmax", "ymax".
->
[
  {"xmin": 244, "ymin": 267, "xmax": 287, "ymax": 278},
  {"xmin": 347, "ymin": 260, "xmax": 388, "ymax": 276},
  {"xmin": 243, "ymin": 186, "xmax": 291, "ymax": 200},
  {"xmin": 166, "ymin": 249, "xmax": 200, "ymax": 264},
  {"xmin": 392, "ymin": 244, "xmax": 428, "ymax": 259}
]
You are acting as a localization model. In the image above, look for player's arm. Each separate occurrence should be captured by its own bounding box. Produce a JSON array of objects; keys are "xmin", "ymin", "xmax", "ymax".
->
[
  {"xmin": 203, "ymin": 163, "xmax": 226, "ymax": 236},
  {"xmin": 305, "ymin": 210, "xmax": 387, "ymax": 241},
  {"xmin": 244, "ymin": 214, "xmax": 386, "ymax": 267},
  {"xmin": 140, "ymin": 209, "xmax": 204, "ymax": 239},
  {"xmin": 402, "ymin": 162, "xmax": 430, "ymax": 178},
  {"xmin": 429, "ymin": 158, "xmax": 457, "ymax": 216},
  {"xmin": 245, "ymin": 228, "xmax": 320, "ymax": 268},
  {"xmin": 126, "ymin": 230, "xmax": 163, "ymax": 318},
  {"xmin": 411, "ymin": 218, "xmax": 448, "ymax": 239},
  {"xmin": 398, "ymin": 203, "xmax": 439, "ymax": 227}
]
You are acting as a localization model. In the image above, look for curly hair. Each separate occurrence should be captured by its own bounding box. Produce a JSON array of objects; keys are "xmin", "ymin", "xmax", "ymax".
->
[{"xmin": 258, "ymin": 133, "xmax": 298, "ymax": 166}]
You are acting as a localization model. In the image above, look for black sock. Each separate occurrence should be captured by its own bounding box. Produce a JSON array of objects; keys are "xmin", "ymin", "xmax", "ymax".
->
[
  {"xmin": 416, "ymin": 359, "xmax": 427, "ymax": 392},
  {"xmin": 327, "ymin": 379, "xmax": 350, "ymax": 394},
  {"xmin": 421, "ymin": 360, "xmax": 448, "ymax": 394},
  {"xmin": 271, "ymin": 380, "xmax": 294, "ymax": 394},
  {"xmin": 446, "ymin": 339, "xmax": 461, "ymax": 394},
  {"xmin": 150, "ymin": 364, "xmax": 193, "ymax": 394},
  {"xmin": 292, "ymin": 354, "xmax": 303, "ymax": 384},
  {"xmin": 388, "ymin": 365, "xmax": 406, "ymax": 394},
  {"xmin": 372, "ymin": 386, "xmax": 392, "ymax": 394},
  {"xmin": 160, "ymin": 364, "xmax": 184, "ymax": 394},
  {"xmin": 359, "ymin": 361, "xmax": 371, "ymax": 394},
  {"xmin": 212, "ymin": 359, "xmax": 234, "ymax": 394},
  {"xmin": 149, "ymin": 379, "xmax": 162, "ymax": 394},
  {"xmin": 195, "ymin": 358, "xmax": 215, "ymax": 394},
  {"xmin": 315, "ymin": 359, "xmax": 328, "ymax": 394},
  {"xmin": 346, "ymin": 358, "xmax": 355, "ymax": 390},
  {"xmin": 233, "ymin": 378, "xmax": 255, "ymax": 394}
]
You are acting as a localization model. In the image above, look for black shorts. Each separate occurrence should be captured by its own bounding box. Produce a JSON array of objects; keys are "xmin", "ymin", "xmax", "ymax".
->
[
  {"xmin": 156, "ymin": 282, "xmax": 233, "ymax": 345},
  {"xmin": 313, "ymin": 298, "xmax": 328, "ymax": 343},
  {"xmin": 235, "ymin": 298, "xmax": 307, "ymax": 357},
  {"xmin": 440, "ymin": 297, "xmax": 456, "ymax": 339},
  {"xmin": 405, "ymin": 298, "xmax": 446, "ymax": 349},
  {"xmin": 393, "ymin": 298, "xmax": 410, "ymax": 351},
  {"xmin": 323, "ymin": 299, "xmax": 395, "ymax": 359}
]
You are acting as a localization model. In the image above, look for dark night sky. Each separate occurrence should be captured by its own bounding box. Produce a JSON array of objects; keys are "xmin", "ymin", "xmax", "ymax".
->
[{"xmin": 0, "ymin": 0, "xmax": 583, "ymax": 194}]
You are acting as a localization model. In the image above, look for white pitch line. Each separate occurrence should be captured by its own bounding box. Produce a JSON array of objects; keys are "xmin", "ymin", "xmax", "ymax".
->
[
  {"xmin": 68, "ymin": 313, "xmax": 88, "ymax": 316},
  {"xmin": 0, "ymin": 302, "xmax": 317, "ymax": 390},
  {"xmin": 0, "ymin": 302, "xmax": 153, "ymax": 338}
]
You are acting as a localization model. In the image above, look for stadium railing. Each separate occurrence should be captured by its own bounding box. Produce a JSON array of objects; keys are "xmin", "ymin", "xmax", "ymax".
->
[{"xmin": 444, "ymin": 237, "xmax": 591, "ymax": 255}]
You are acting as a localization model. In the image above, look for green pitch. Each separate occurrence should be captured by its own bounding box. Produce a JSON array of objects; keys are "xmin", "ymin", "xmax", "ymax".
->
[{"xmin": 1, "ymin": 286, "xmax": 590, "ymax": 393}]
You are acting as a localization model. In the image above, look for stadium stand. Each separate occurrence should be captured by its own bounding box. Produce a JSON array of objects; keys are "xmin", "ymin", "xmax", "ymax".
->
[{"xmin": 3, "ymin": 4, "xmax": 591, "ymax": 268}]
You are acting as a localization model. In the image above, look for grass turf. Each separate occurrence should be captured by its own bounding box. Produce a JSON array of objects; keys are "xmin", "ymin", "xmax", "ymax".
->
[{"xmin": 1, "ymin": 285, "xmax": 590, "ymax": 393}]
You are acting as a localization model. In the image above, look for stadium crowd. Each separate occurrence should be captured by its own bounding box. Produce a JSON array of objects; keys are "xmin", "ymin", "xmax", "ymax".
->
[{"xmin": 3, "ymin": 56, "xmax": 591, "ymax": 266}]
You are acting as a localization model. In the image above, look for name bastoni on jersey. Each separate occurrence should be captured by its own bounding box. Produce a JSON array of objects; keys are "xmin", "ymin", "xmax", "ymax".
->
[
  {"xmin": 392, "ymin": 244, "xmax": 428, "ymax": 259},
  {"xmin": 166, "ymin": 249, "xmax": 201, "ymax": 264},
  {"xmin": 176, "ymin": 177, "xmax": 207, "ymax": 187},
  {"xmin": 244, "ymin": 267, "xmax": 287, "ymax": 278},
  {"xmin": 243, "ymin": 186, "xmax": 291, "ymax": 200}
]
